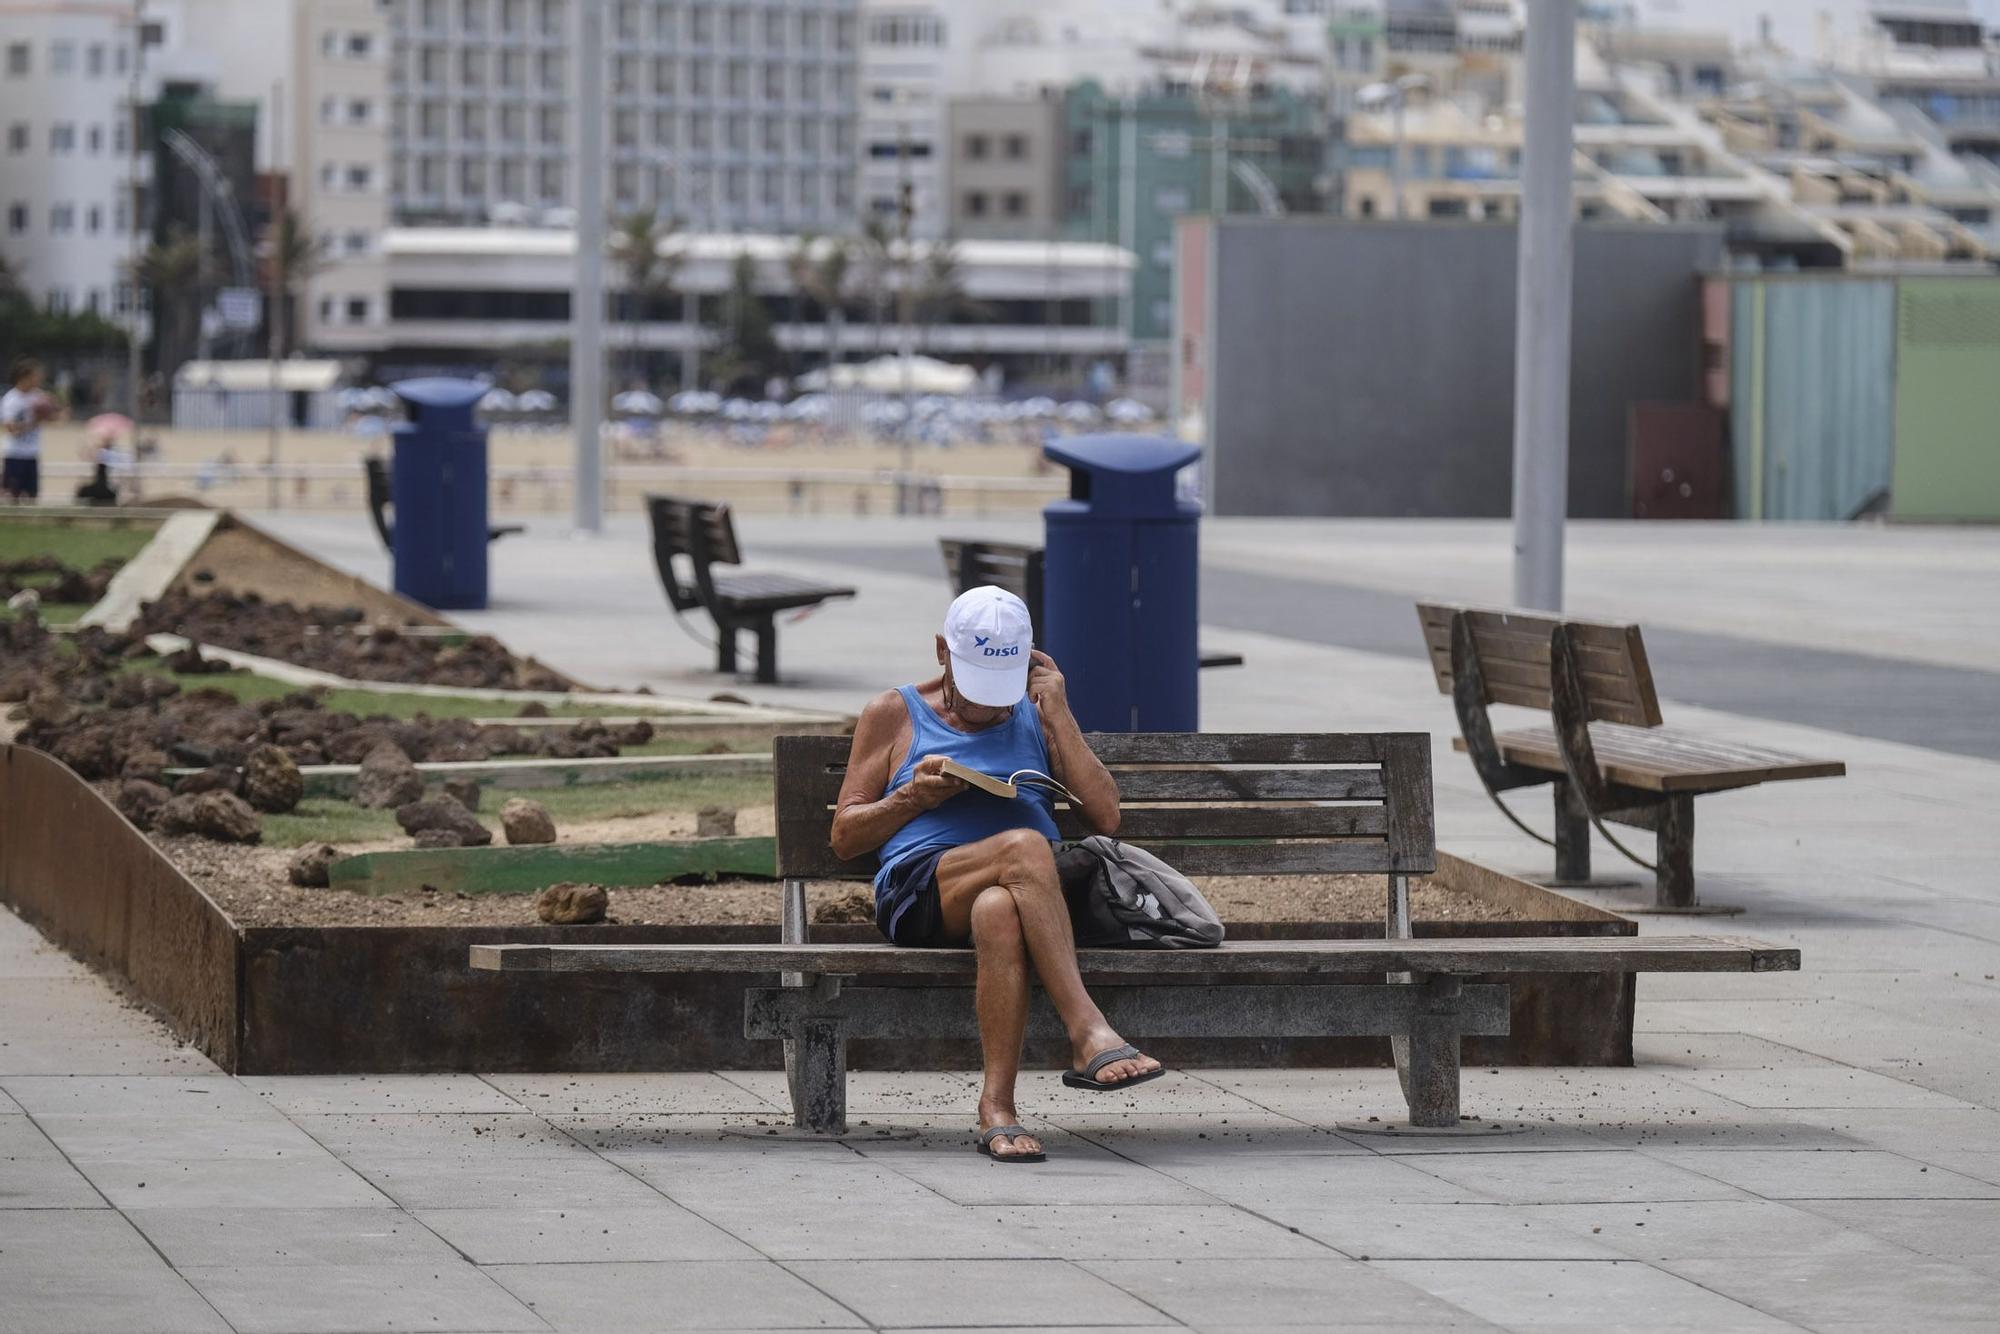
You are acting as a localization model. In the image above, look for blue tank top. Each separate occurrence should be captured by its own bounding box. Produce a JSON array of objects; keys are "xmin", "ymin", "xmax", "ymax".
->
[{"xmin": 874, "ymin": 684, "xmax": 1061, "ymax": 886}]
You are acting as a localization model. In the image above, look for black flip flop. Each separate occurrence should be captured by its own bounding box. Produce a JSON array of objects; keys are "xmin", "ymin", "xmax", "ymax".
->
[
  {"xmin": 976, "ymin": 1124, "xmax": 1046, "ymax": 1163},
  {"xmin": 1061, "ymin": 1043, "xmax": 1167, "ymax": 1092}
]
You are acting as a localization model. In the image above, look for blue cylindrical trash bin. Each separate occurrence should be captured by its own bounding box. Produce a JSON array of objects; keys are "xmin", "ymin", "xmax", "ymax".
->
[
  {"xmin": 389, "ymin": 377, "xmax": 491, "ymax": 611},
  {"xmin": 1041, "ymin": 434, "xmax": 1202, "ymax": 733}
]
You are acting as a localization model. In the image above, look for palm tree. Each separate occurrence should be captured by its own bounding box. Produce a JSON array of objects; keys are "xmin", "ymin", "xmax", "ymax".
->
[
  {"xmin": 263, "ymin": 209, "xmax": 330, "ymax": 359},
  {"xmin": 786, "ymin": 233, "xmax": 853, "ymax": 381},
  {"xmin": 914, "ymin": 239, "xmax": 977, "ymax": 356},
  {"xmin": 129, "ymin": 228, "xmax": 205, "ymax": 380},
  {"xmin": 607, "ymin": 210, "xmax": 683, "ymax": 391}
]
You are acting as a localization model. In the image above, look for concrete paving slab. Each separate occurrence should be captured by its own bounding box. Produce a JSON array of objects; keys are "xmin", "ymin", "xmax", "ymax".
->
[
  {"xmin": 659, "ymin": 1172, "xmax": 1047, "ymax": 1261},
  {"xmin": 1647, "ymin": 1148, "xmax": 2000, "ymax": 1200},
  {"xmin": 853, "ymin": 1132, "xmax": 1215, "ymax": 1206},
  {"xmin": 0, "ymin": 1037, "xmax": 217, "ymax": 1077},
  {"xmin": 414, "ymin": 1203, "xmax": 759, "ymax": 1264},
  {"xmin": 1137, "ymin": 1152, "xmax": 1489, "ymax": 1208},
  {"xmin": 1372, "ymin": 1258, "xmax": 1799, "ymax": 1331},
  {"xmin": 292, "ymin": 1110, "xmax": 589, "ymax": 1159},
  {"xmin": 1574, "ymin": 1117, "xmax": 1864, "ymax": 1151},
  {"xmin": 0, "ymin": 1117, "xmax": 104, "ymax": 1209},
  {"xmin": 1043, "ymin": 1112, "xmax": 1370, "ymax": 1162},
  {"xmin": 1906, "ymin": 1149, "xmax": 2000, "ymax": 1185},
  {"xmin": 0, "ymin": 1075, "xmax": 271, "ymax": 1118},
  {"xmin": 0, "ymin": 1206, "xmax": 162, "ymax": 1268},
  {"xmin": 1629, "ymin": 1034, "xmax": 1841, "ymax": 1071},
  {"xmin": 976, "ymin": 1203, "xmax": 1331, "ymax": 1261},
  {"xmin": 1661, "ymin": 1253, "xmax": 2000, "ymax": 1328},
  {"xmin": 126, "ymin": 1205, "xmax": 464, "ymax": 1268},
  {"xmin": 1435, "ymin": 1069, "xmax": 1761, "ymax": 1122},
  {"xmin": 710, "ymin": 1069, "xmax": 980, "ymax": 1114},
  {"xmin": 1765, "ymin": 1106, "xmax": 2000, "ymax": 1155},
  {"xmin": 1516, "ymin": 1199, "xmax": 1919, "ymax": 1261},
  {"xmin": 181, "ymin": 1261, "xmax": 546, "ymax": 1334},
  {"xmin": 76, "ymin": 1154, "xmax": 392, "ymax": 1210},
  {"xmin": 0, "ymin": 978, "xmax": 184, "ymax": 1041},
  {"xmin": 1403, "ymin": 1151, "xmax": 1751, "ymax": 1206},
  {"xmin": 238, "ymin": 1074, "xmax": 528, "ymax": 1115},
  {"xmin": 34, "ymin": 1112, "xmax": 334, "ymax": 1163},
  {"xmin": 1667, "ymin": 1066, "xmax": 1979, "ymax": 1110},
  {"xmin": 0, "ymin": 1087, "xmax": 20, "ymax": 1114},
  {"xmin": 791, "ymin": 1257, "xmax": 1165, "ymax": 1329},
  {"xmin": 0, "ymin": 1259, "xmax": 232, "ymax": 1333},
  {"xmin": 344, "ymin": 1148, "xmax": 667, "ymax": 1210},
  {"xmin": 1789, "ymin": 1198, "xmax": 2000, "ymax": 1260},
  {"xmin": 1079, "ymin": 1255, "xmax": 1485, "ymax": 1329},
  {"xmin": 1271, "ymin": 1201, "xmax": 1625, "ymax": 1261},
  {"xmin": 481, "ymin": 1071, "xmax": 787, "ymax": 1115},
  {"xmin": 488, "ymin": 1259, "xmax": 867, "ymax": 1330}
]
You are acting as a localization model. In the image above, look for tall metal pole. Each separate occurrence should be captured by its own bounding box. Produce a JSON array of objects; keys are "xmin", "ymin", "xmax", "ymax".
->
[
  {"xmin": 570, "ymin": 0, "xmax": 607, "ymax": 533},
  {"xmin": 1510, "ymin": 0, "xmax": 1577, "ymax": 611},
  {"xmin": 894, "ymin": 96, "xmax": 914, "ymax": 514},
  {"xmin": 125, "ymin": 0, "xmax": 146, "ymax": 495},
  {"xmin": 1118, "ymin": 95, "xmax": 1137, "ymax": 369},
  {"xmin": 1389, "ymin": 92, "xmax": 1406, "ymax": 221},
  {"xmin": 266, "ymin": 82, "xmax": 283, "ymax": 511}
]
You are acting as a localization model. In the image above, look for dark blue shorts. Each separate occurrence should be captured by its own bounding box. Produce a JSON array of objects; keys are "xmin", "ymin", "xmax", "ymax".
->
[
  {"xmin": 874, "ymin": 847, "xmax": 953, "ymax": 947},
  {"xmin": 1, "ymin": 456, "xmax": 38, "ymax": 498}
]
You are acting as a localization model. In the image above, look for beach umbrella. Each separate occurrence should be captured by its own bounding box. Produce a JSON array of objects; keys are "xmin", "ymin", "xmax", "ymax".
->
[
  {"xmin": 85, "ymin": 413, "xmax": 135, "ymax": 440},
  {"xmin": 1106, "ymin": 397, "xmax": 1155, "ymax": 423},
  {"xmin": 516, "ymin": 389, "xmax": 558, "ymax": 412},
  {"xmin": 478, "ymin": 388, "xmax": 519, "ymax": 413},
  {"xmin": 612, "ymin": 390, "xmax": 665, "ymax": 416}
]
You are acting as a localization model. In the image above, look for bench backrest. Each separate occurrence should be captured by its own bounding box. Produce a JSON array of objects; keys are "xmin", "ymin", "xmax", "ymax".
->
[
  {"xmin": 1414, "ymin": 602, "xmax": 1663, "ymax": 728},
  {"xmin": 646, "ymin": 494, "xmax": 744, "ymax": 613},
  {"xmin": 774, "ymin": 731, "xmax": 1436, "ymax": 880},
  {"xmin": 937, "ymin": 538, "xmax": 1045, "ymax": 646}
]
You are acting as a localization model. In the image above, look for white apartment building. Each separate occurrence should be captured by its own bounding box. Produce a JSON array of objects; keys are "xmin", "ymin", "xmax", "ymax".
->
[
  {"xmin": 295, "ymin": 0, "xmax": 395, "ymax": 353},
  {"xmin": 0, "ymin": 2, "xmax": 149, "ymax": 326}
]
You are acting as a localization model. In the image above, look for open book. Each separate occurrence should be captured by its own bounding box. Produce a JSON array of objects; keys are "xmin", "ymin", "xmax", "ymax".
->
[{"xmin": 932, "ymin": 755, "xmax": 1077, "ymax": 804}]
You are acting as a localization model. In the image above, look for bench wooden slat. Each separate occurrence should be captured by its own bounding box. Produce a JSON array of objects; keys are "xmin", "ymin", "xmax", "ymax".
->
[
  {"xmin": 1107, "ymin": 769, "xmax": 1386, "ymax": 802},
  {"xmin": 1474, "ymin": 724, "xmax": 1848, "ymax": 793},
  {"xmin": 472, "ymin": 935, "xmax": 1801, "ymax": 977},
  {"xmin": 1053, "ymin": 806, "xmax": 1388, "ymax": 840},
  {"xmin": 1088, "ymin": 733, "xmax": 1420, "ymax": 765},
  {"xmin": 1416, "ymin": 602, "xmax": 1663, "ymax": 729}
]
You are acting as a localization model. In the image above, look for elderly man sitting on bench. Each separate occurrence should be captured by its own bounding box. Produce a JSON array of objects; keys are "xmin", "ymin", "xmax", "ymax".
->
[{"xmin": 831, "ymin": 586, "xmax": 1164, "ymax": 1163}]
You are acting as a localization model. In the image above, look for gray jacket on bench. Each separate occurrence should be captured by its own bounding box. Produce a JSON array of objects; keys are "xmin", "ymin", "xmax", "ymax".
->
[{"xmin": 1059, "ymin": 836, "xmax": 1226, "ymax": 949}]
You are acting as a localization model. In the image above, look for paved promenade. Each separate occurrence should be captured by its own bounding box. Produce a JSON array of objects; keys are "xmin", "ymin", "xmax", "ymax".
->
[{"xmin": 4, "ymin": 513, "xmax": 1998, "ymax": 1332}]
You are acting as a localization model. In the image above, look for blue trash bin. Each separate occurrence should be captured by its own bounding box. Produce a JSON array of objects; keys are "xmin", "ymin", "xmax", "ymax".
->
[
  {"xmin": 1041, "ymin": 434, "xmax": 1202, "ymax": 733},
  {"xmin": 389, "ymin": 377, "xmax": 491, "ymax": 611}
]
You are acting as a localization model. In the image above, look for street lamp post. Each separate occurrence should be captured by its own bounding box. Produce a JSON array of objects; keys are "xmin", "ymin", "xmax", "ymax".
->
[
  {"xmin": 570, "ymin": 0, "xmax": 607, "ymax": 535},
  {"xmin": 1510, "ymin": 0, "xmax": 1577, "ymax": 611},
  {"xmin": 1357, "ymin": 73, "xmax": 1431, "ymax": 221}
]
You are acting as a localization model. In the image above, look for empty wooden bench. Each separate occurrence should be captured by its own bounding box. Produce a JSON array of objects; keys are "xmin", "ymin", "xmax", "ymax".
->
[
  {"xmin": 647, "ymin": 494, "xmax": 855, "ymax": 685},
  {"xmin": 474, "ymin": 730, "xmax": 1799, "ymax": 1134},
  {"xmin": 1416, "ymin": 603, "xmax": 1847, "ymax": 911},
  {"xmin": 363, "ymin": 456, "xmax": 523, "ymax": 552},
  {"xmin": 939, "ymin": 537, "xmax": 1245, "ymax": 670}
]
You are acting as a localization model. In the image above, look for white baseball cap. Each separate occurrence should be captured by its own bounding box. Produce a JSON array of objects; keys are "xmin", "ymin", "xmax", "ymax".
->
[{"xmin": 942, "ymin": 586, "xmax": 1034, "ymax": 707}]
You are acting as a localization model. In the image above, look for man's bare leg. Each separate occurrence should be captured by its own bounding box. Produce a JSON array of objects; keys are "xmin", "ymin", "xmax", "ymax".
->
[
  {"xmin": 937, "ymin": 829, "xmax": 1161, "ymax": 1090},
  {"xmin": 965, "ymin": 885, "xmax": 1037, "ymax": 1157}
]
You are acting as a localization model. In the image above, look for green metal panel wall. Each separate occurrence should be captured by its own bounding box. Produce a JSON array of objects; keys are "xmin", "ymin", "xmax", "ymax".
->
[
  {"xmin": 1729, "ymin": 278, "xmax": 1896, "ymax": 521},
  {"xmin": 1891, "ymin": 278, "xmax": 2000, "ymax": 521}
]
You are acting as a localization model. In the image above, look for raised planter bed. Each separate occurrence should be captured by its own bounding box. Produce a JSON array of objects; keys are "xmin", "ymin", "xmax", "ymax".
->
[{"xmin": 1, "ymin": 743, "xmax": 1635, "ymax": 1075}]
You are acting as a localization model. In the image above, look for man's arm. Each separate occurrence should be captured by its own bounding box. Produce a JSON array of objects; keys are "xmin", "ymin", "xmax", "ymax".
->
[
  {"xmin": 1027, "ymin": 651, "xmax": 1120, "ymax": 836},
  {"xmin": 828, "ymin": 690, "xmax": 964, "ymax": 860}
]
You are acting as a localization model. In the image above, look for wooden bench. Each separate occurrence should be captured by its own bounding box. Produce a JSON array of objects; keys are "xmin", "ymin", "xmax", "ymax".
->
[
  {"xmin": 1416, "ymin": 602, "xmax": 1847, "ymax": 911},
  {"xmin": 473, "ymin": 730, "xmax": 1799, "ymax": 1135},
  {"xmin": 363, "ymin": 456, "xmax": 524, "ymax": 552},
  {"xmin": 647, "ymin": 494, "xmax": 856, "ymax": 685},
  {"xmin": 939, "ymin": 537, "xmax": 1245, "ymax": 670}
]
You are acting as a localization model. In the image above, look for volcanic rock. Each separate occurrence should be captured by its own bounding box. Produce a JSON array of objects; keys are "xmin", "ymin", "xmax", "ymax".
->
[
  {"xmin": 442, "ymin": 777, "xmax": 482, "ymax": 812},
  {"xmin": 173, "ymin": 765, "xmax": 243, "ymax": 797},
  {"xmin": 288, "ymin": 844, "xmax": 340, "ymax": 888},
  {"xmin": 242, "ymin": 744, "xmax": 304, "ymax": 814},
  {"xmin": 696, "ymin": 806, "xmax": 737, "ymax": 838},
  {"xmin": 395, "ymin": 796, "xmax": 491, "ymax": 847},
  {"xmin": 354, "ymin": 743, "xmax": 424, "ymax": 809},
  {"xmin": 155, "ymin": 791, "xmax": 262, "ymax": 843},
  {"xmin": 534, "ymin": 883, "xmax": 608, "ymax": 925},
  {"xmin": 501, "ymin": 798, "xmax": 557, "ymax": 846},
  {"xmin": 114, "ymin": 779, "xmax": 172, "ymax": 831}
]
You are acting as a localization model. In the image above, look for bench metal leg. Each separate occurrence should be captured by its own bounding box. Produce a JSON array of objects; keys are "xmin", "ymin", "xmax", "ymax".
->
[
  {"xmin": 753, "ymin": 618, "xmax": 778, "ymax": 685},
  {"xmin": 1399, "ymin": 976, "xmax": 1465, "ymax": 1128},
  {"xmin": 1655, "ymin": 794, "xmax": 1696, "ymax": 910},
  {"xmin": 791, "ymin": 1001, "xmax": 849, "ymax": 1135},
  {"xmin": 1553, "ymin": 779, "xmax": 1591, "ymax": 883},
  {"xmin": 714, "ymin": 624, "xmax": 740, "ymax": 676}
]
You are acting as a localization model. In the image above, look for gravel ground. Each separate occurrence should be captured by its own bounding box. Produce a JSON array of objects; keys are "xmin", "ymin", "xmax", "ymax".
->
[{"xmin": 158, "ymin": 828, "xmax": 1530, "ymax": 930}]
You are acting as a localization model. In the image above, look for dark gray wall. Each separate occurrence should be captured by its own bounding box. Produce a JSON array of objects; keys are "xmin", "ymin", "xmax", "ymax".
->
[{"xmin": 1204, "ymin": 219, "xmax": 1724, "ymax": 517}]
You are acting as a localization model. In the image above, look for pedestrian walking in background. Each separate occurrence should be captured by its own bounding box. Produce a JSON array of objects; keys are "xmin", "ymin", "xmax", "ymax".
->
[{"xmin": 2, "ymin": 357, "xmax": 53, "ymax": 502}]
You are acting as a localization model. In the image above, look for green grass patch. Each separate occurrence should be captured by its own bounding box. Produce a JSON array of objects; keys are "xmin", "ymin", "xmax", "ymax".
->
[
  {"xmin": 262, "ymin": 773, "xmax": 774, "ymax": 848},
  {"xmin": 0, "ymin": 517, "xmax": 158, "ymax": 568},
  {"xmin": 118, "ymin": 657, "xmax": 740, "ymax": 727}
]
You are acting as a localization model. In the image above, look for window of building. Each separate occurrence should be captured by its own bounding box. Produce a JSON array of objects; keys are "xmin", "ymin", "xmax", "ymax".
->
[
  {"xmin": 50, "ymin": 123, "xmax": 75, "ymax": 154},
  {"xmin": 799, "ymin": 65, "xmax": 819, "ymax": 102},
  {"xmin": 6, "ymin": 204, "xmax": 25, "ymax": 234},
  {"xmin": 1003, "ymin": 134, "xmax": 1028, "ymax": 160},
  {"xmin": 761, "ymin": 116, "xmax": 781, "ymax": 152},
  {"xmin": 345, "ymin": 230, "xmax": 371, "ymax": 255},
  {"xmin": 51, "ymin": 41, "xmax": 75, "ymax": 74},
  {"xmin": 964, "ymin": 190, "xmax": 988, "ymax": 217},
  {"xmin": 655, "ymin": 56, "xmax": 677, "ymax": 95},
  {"xmin": 349, "ymin": 98, "xmax": 373, "ymax": 125},
  {"xmin": 965, "ymin": 133, "xmax": 989, "ymax": 160},
  {"xmin": 797, "ymin": 118, "xmax": 819, "ymax": 153},
  {"xmin": 5, "ymin": 124, "xmax": 26, "ymax": 154},
  {"xmin": 538, "ymin": 159, "xmax": 563, "ymax": 201},
  {"xmin": 50, "ymin": 203, "xmax": 75, "ymax": 234},
  {"xmin": 346, "ymin": 163, "xmax": 374, "ymax": 190},
  {"xmin": 86, "ymin": 205, "xmax": 101, "ymax": 233},
  {"xmin": 653, "ymin": 110, "xmax": 676, "ymax": 146},
  {"xmin": 6, "ymin": 44, "xmax": 29, "ymax": 76},
  {"xmin": 539, "ymin": 106, "xmax": 564, "ymax": 145},
  {"xmin": 690, "ymin": 4, "xmax": 713, "ymax": 42},
  {"xmin": 347, "ymin": 32, "xmax": 374, "ymax": 58},
  {"xmin": 319, "ymin": 296, "xmax": 335, "ymax": 323},
  {"xmin": 347, "ymin": 297, "xmax": 370, "ymax": 323},
  {"xmin": 726, "ymin": 4, "xmax": 749, "ymax": 46},
  {"xmin": 761, "ymin": 165, "xmax": 781, "ymax": 204},
  {"xmin": 86, "ymin": 44, "xmax": 105, "ymax": 77},
  {"xmin": 764, "ymin": 6, "xmax": 785, "ymax": 47},
  {"xmin": 500, "ymin": 49, "xmax": 525, "ymax": 87},
  {"xmin": 865, "ymin": 14, "xmax": 943, "ymax": 46},
  {"xmin": 500, "ymin": 158, "xmax": 524, "ymax": 197},
  {"xmin": 112, "ymin": 118, "xmax": 126, "ymax": 152},
  {"xmin": 86, "ymin": 124, "xmax": 102, "ymax": 153},
  {"xmin": 726, "ymin": 59, "xmax": 747, "ymax": 98},
  {"xmin": 614, "ymin": 109, "xmax": 639, "ymax": 148},
  {"xmin": 653, "ymin": 2, "xmax": 679, "ymax": 42},
  {"xmin": 461, "ymin": 158, "xmax": 486, "ymax": 193},
  {"xmin": 1003, "ymin": 191, "xmax": 1027, "ymax": 217}
]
